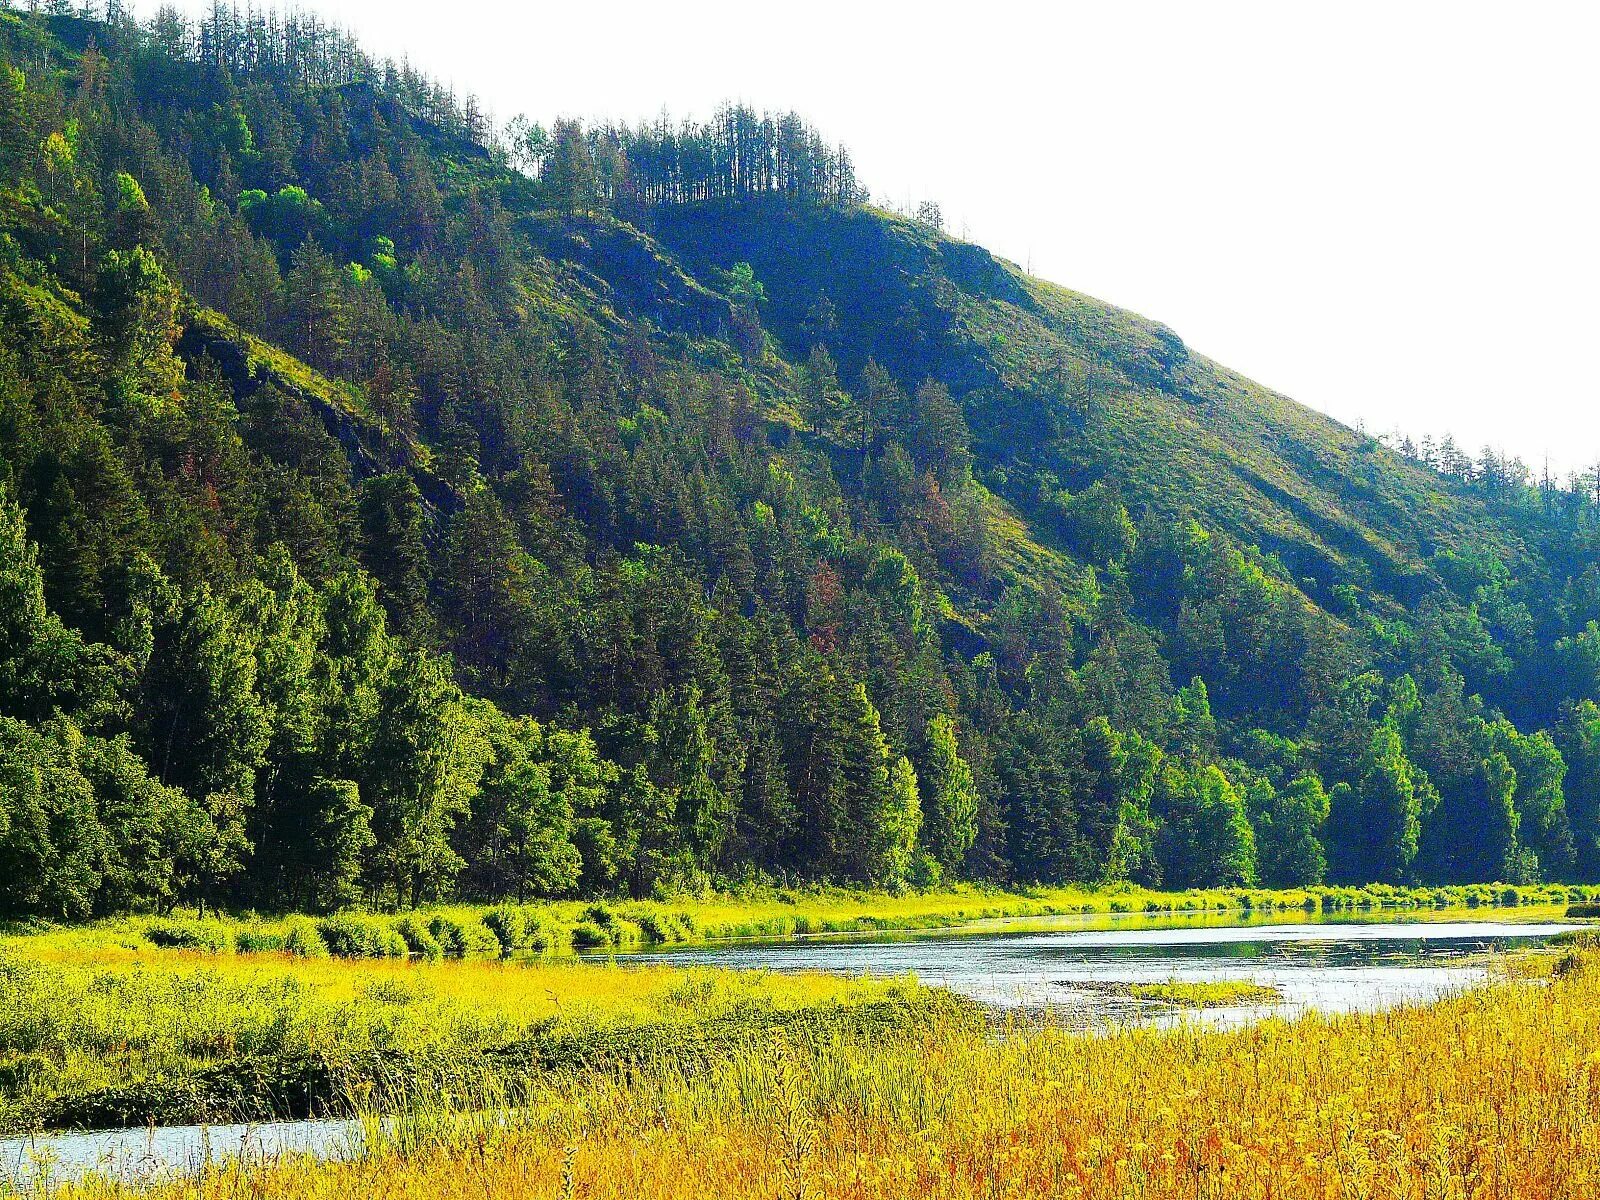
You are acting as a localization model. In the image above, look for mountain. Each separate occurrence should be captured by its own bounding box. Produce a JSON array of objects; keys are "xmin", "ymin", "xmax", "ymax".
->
[{"xmin": 2, "ymin": 4, "xmax": 1599, "ymax": 918}]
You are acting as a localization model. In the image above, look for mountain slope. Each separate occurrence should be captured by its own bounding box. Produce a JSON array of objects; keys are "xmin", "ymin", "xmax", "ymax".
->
[
  {"xmin": 647, "ymin": 200, "xmax": 1526, "ymax": 608},
  {"xmin": 2, "ymin": 5, "xmax": 1599, "ymax": 919}
]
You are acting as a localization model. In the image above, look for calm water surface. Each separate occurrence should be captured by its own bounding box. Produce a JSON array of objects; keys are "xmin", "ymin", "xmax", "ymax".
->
[
  {"xmin": 1, "ymin": 910, "xmax": 1577, "ymax": 1188},
  {"xmin": 627, "ymin": 913, "xmax": 1577, "ymax": 1018},
  {"xmin": 0, "ymin": 1119, "xmax": 370, "ymax": 1191}
]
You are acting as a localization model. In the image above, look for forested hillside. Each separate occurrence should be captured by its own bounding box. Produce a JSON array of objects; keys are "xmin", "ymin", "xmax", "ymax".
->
[{"xmin": 5, "ymin": 3, "xmax": 1600, "ymax": 919}]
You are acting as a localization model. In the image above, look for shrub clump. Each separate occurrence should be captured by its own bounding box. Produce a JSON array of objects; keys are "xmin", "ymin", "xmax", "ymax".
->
[
  {"xmin": 427, "ymin": 914, "xmax": 501, "ymax": 958},
  {"xmin": 570, "ymin": 921, "xmax": 611, "ymax": 950},
  {"xmin": 317, "ymin": 914, "xmax": 408, "ymax": 958},
  {"xmin": 144, "ymin": 920, "xmax": 235, "ymax": 953},
  {"xmin": 481, "ymin": 906, "xmax": 527, "ymax": 955},
  {"xmin": 234, "ymin": 926, "xmax": 286, "ymax": 953},
  {"xmin": 632, "ymin": 908, "xmax": 696, "ymax": 944},
  {"xmin": 581, "ymin": 903, "xmax": 643, "ymax": 948},
  {"xmin": 283, "ymin": 917, "xmax": 330, "ymax": 958},
  {"xmin": 392, "ymin": 915, "xmax": 444, "ymax": 962}
]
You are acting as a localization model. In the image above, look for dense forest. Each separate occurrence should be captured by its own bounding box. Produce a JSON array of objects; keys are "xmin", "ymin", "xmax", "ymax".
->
[{"xmin": 4, "ymin": 3, "xmax": 1600, "ymax": 919}]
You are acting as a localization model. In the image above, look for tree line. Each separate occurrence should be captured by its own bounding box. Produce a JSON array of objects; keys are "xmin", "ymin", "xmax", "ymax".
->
[
  {"xmin": 4, "ymin": 6, "xmax": 1600, "ymax": 922},
  {"xmin": 501, "ymin": 106, "xmax": 867, "ymax": 212}
]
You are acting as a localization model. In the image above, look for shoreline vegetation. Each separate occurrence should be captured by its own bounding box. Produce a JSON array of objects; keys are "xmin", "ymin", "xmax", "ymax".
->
[
  {"xmin": 7, "ymin": 939, "xmax": 1598, "ymax": 1198},
  {"xmin": 0, "ymin": 882, "xmax": 1585, "ymax": 1141},
  {"xmin": 0, "ymin": 941, "xmax": 975, "ymax": 1135},
  {"xmin": 1066, "ymin": 978, "xmax": 1284, "ymax": 1008},
  {"xmin": 7, "ymin": 880, "xmax": 1592, "ymax": 964}
]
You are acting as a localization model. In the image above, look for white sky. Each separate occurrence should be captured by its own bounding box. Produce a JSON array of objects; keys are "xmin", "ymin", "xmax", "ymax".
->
[{"xmin": 135, "ymin": 0, "xmax": 1600, "ymax": 475}]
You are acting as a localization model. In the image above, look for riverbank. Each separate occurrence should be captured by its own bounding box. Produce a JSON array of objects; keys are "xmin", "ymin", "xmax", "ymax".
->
[
  {"xmin": 7, "ymin": 879, "xmax": 1592, "ymax": 964},
  {"xmin": 23, "ymin": 941, "xmax": 1600, "ymax": 1199},
  {"xmin": 1, "ymin": 903, "xmax": 1578, "ymax": 1143},
  {"xmin": 0, "ymin": 944, "xmax": 970, "ymax": 1136}
]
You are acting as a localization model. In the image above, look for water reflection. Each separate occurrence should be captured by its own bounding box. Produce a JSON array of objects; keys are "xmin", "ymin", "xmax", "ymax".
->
[
  {"xmin": 0, "ymin": 1119, "xmax": 366, "ymax": 1192},
  {"xmin": 627, "ymin": 916, "xmax": 1577, "ymax": 1018}
]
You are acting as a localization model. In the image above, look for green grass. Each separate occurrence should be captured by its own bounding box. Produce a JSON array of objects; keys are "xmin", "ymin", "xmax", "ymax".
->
[
  {"xmin": 6, "ymin": 880, "xmax": 1590, "ymax": 969},
  {"xmin": 0, "ymin": 940, "xmax": 960, "ymax": 1134},
  {"xmin": 1123, "ymin": 979, "xmax": 1281, "ymax": 1007}
]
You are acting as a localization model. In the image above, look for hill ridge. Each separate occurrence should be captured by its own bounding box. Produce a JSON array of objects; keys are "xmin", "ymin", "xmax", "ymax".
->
[{"xmin": 1, "ymin": 4, "xmax": 1598, "ymax": 920}]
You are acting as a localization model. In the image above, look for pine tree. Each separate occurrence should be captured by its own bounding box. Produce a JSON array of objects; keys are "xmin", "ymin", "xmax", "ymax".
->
[
  {"xmin": 282, "ymin": 238, "xmax": 350, "ymax": 368},
  {"xmin": 839, "ymin": 680, "xmax": 895, "ymax": 883},
  {"xmin": 920, "ymin": 713, "xmax": 978, "ymax": 874},
  {"xmin": 910, "ymin": 380, "xmax": 971, "ymax": 481},
  {"xmin": 0, "ymin": 718, "xmax": 108, "ymax": 919},
  {"xmin": 0, "ymin": 486, "xmax": 117, "ymax": 724},
  {"xmin": 357, "ymin": 473, "xmax": 432, "ymax": 635},
  {"xmin": 877, "ymin": 755, "xmax": 922, "ymax": 888}
]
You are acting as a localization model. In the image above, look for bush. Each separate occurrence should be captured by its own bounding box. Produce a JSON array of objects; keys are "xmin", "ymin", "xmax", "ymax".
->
[
  {"xmin": 283, "ymin": 917, "xmax": 330, "ymax": 958},
  {"xmin": 909, "ymin": 852, "xmax": 944, "ymax": 891},
  {"xmin": 521, "ymin": 913, "xmax": 551, "ymax": 953},
  {"xmin": 1567, "ymin": 902, "xmax": 1600, "ymax": 919},
  {"xmin": 317, "ymin": 914, "xmax": 408, "ymax": 958},
  {"xmin": 393, "ymin": 915, "xmax": 444, "ymax": 962},
  {"xmin": 482, "ymin": 906, "xmax": 527, "ymax": 954},
  {"xmin": 144, "ymin": 920, "xmax": 235, "ymax": 953},
  {"xmin": 632, "ymin": 908, "xmax": 696, "ymax": 945},
  {"xmin": 234, "ymin": 926, "xmax": 286, "ymax": 953},
  {"xmin": 570, "ymin": 921, "xmax": 611, "ymax": 950},
  {"xmin": 427, "ymin": 914, "xmax": 501, "ymax": 958},
  {"xmin": 579, "ymin": 903, "xmax": 642, "ymax": 947}
]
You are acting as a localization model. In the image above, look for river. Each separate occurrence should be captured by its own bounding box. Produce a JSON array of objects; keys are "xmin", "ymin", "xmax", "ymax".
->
[{"xmin": 0, "ymin": 909, "xmax": 1577, "ymax": 1190}]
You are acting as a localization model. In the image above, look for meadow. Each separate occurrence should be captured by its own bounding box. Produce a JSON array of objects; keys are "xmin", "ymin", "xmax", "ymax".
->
[
  {"xmin": 22, "ymin": 940, "xmax": 1600, "ymax": 1199},
  {"xmin": 0, "ymin": 940, "xmax": 958, "ymax": 1135},
  {"xmin": 4, "ymin": 879, "xmax": 1593, "ymax": 1182}
]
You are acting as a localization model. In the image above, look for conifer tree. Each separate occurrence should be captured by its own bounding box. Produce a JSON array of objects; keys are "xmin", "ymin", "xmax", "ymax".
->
[{"xmin": 921, "ymin": 713, "xmax": 979, "ymax": 874}]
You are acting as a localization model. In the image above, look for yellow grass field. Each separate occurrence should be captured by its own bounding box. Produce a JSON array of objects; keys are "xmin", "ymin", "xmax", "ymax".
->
[
  {"xmin": 0, "ymin": 940, "xmax": 939, "ymax": 1135},
  {"xmin": 35, "ymin": 945, "xmax": 1600, "ymax": 1200}
]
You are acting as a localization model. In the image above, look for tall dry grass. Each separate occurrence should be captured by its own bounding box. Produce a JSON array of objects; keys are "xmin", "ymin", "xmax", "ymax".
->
[{"xmin": 42, "ymin": 951, "xmax": 1600, "ymax": 1200}]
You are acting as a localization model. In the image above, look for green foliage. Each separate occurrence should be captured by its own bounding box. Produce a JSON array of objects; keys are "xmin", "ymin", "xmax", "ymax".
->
[
  {"xmin": 1046, "ymin": 481, "xmax": 1136, "ymax": 565},
  {"xmin": 479, "ymin": 905, "xmax": 524, "ymax": 952},
  {"xmin": 0, "ymin": 5, "xmax": 1598, "ymax": 929},
  {"xmin": 1247, "ymin": 773, "xmax": 1330, "ymax": 887},
  {"xmin": 0, "ymin": 487, "xmax": 120, "ymax": 727},
  {"xmin": 920, "ymin": 714, "xmax": 979, "ymax": 873},
  {"xmin": 144, "ymin": 919, "xmax": 235, "ymax": 953},
  {"xmin": 233, "ymin": 925, "xmax": 286, "ymax": 952},
  {"xmin": 719, "ymin": 261, "xmax": 767, "ymax": 308},
  {"xmin": 316, "ymin": 914, "xmax": 408, "ymax": 959},
  {"xmin": 426, "ymin": 913, "xmax": 501, "ymax": 958},
  {"xmin": 1330, "ymin": 724, "xmax": 1428, "ymax": 885},
  {"xmin": 391, "ymin": 914, "xmax": 444, "ymax": 961},
  {"xmin": 114, "ymin": 172, "xmax": 148, "ymax": 214},
  {"xmin": 1154, "ymin": 763, "xmax": 1257, "ymax": 889},
  {"xmin": 238, "ymin": 185, "xmax": 326, "ymax": 251},
  {"xmin": 282, "ymin": 916, "xmax": 330, "ymax": 958}
]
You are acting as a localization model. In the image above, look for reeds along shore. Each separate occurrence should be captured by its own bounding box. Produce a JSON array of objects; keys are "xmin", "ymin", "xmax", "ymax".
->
[
  {"xmin": 11, "ymin": 879, "xmax": 1593, "ymax": 963},
  {"xmin": 36, "ymin": 944, "xmax": 1600, "ymax": 1200},
  {"xmin": 0, "ymin": 943, "xmax": 946, "ymax": 1134}
]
